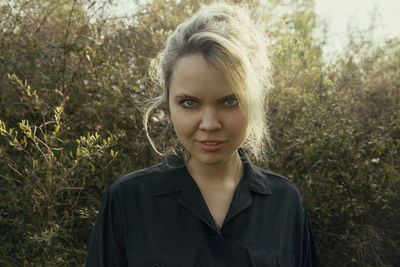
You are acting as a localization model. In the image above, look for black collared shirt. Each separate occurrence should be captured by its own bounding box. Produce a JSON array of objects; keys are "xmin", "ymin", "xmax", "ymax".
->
[{"xmin": 86, "ymin": 157, "xmax": 318, "ymax": 267}]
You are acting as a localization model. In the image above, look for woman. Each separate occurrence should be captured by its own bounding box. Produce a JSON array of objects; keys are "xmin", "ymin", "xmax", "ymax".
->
[{"xmin": 86, "ymin": 3, "xmax": 318, "ymax": 266}]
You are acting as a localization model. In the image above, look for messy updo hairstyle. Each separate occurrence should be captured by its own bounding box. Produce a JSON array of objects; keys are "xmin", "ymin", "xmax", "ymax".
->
[{"xmin": 143, "ymin": 2, "xmax": 272, "ymax": 162}]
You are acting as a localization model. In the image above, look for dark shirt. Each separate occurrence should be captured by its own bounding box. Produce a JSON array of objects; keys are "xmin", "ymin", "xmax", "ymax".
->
[{"xmin": 86, "ymin": 156, "xmax": 318, "ymax": 267}]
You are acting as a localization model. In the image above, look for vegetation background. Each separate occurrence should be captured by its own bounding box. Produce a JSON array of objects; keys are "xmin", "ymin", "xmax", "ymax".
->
[{"xmin": 0, "ymin": 0, "xmax": 399, "ymax": 266}]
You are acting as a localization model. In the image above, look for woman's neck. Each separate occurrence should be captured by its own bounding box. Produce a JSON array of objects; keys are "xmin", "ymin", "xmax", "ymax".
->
[{"xmin": 185, "ymin": 152, "xmax": 244, "ymax": 186}]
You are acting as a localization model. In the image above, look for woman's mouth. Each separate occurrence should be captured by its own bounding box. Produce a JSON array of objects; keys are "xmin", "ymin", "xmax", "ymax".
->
[{"xmin": 198, "ymin": 140, "xmax": 225, "ymax": 151}]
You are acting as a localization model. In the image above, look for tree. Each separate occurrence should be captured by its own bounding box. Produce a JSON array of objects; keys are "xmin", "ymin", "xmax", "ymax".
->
[{"xmin": 0, "ymin": 0, "xmax": 398, "ymax": 265}]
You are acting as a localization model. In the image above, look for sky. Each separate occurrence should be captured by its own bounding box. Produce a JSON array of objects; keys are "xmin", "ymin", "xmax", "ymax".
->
[
  {"xmin": 113, "ymin": 0, "xmax": 400, "ymax": 56},
  {"xmin": 314, "ymin": 0, "xmax": 400, "ymax": 56}
]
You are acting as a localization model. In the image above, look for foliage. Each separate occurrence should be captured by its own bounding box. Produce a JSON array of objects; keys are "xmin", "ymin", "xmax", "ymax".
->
[
  {"xmin": 0, "ymin": 0, "xmax": 398, "ymax": 266},
  {"xmin": 268, "ymin": 14, "xmax": 400, "ymax": 265}
]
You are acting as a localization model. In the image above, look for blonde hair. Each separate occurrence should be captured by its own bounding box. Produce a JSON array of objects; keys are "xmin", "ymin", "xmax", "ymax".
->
[{"xmin": 143, "ymin": 2, "xmax": 272, "ymax": 161}]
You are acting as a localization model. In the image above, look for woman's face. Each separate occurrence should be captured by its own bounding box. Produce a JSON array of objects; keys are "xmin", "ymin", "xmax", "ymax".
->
[{"xmin": 168, "ymin": 52, "xmax": 248, "ymax": 167}]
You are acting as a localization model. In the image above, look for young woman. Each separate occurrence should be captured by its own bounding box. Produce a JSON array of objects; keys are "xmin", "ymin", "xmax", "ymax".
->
[{"xmin": 86, "ymin": 3, "xmax": 318, "ymax": 266}]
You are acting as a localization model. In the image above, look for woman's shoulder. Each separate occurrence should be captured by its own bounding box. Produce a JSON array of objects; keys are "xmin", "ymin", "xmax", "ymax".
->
[
  {"xmin": 248, "ymin": 162, "xmax": 303, "ymax": 199},
  {"xmin": 107, "ymin": 159, "xmax": 185, "ymax": 196},
  {"xmin": 247, "ymin": 164, "xmax": 307, "ymax": 215},
  {"xmin": 107, "ymin": 163, "xmax": 164, "ymax": 193},
  {"xmin": 260, "ymin": 167, "xmax": 297, "ymax": 187}
]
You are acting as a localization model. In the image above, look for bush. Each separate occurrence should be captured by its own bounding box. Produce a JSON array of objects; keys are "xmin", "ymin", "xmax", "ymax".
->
[{"xmin": 0, "ymin": 0, "xmax": 398, "ymax": 265}]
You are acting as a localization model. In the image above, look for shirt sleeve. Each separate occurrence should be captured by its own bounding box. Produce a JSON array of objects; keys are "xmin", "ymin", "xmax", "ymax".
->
[
  {"xmin": 301, "ymin": 210, "xmax": 319, "ymax": 267},
  {"xmin": 86, "ymin": 188, "xmax": 128, "ymax": 267}
]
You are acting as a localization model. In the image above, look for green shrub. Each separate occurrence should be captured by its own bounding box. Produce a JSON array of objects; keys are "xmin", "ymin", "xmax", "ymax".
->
[{"xmin": 0, "ymin": 0, "xmax": 398, "ymax": 266}]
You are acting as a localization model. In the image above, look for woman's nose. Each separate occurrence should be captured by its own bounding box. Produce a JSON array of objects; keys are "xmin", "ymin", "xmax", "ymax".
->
[{"xmin": 199, "ymin": 108, "xmax": 222, "ymax": 131}]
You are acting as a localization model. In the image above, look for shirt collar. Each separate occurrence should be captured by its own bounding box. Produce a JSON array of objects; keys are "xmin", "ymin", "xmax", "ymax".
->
[
  {"xmin": 243, "ymin": 158, "xmax": 272, "ymax": 196},
  {"xmin": 153, "ymin": 153, "xmax": 272, "ymax": 197}
]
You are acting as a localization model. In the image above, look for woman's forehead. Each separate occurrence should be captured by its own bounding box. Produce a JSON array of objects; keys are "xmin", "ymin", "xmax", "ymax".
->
[{"xmin": 169, "ymin": 53, "xmax": 236, "ymax": 99}]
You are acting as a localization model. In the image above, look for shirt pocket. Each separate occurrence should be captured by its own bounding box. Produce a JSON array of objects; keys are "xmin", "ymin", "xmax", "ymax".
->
[
  {"xmin": 129, "ymin": 247, "xmax": 197, "ymax": 267},
  {"xmin": 247, "ymin": 248, "xmax": 295, "ymax": 267}
]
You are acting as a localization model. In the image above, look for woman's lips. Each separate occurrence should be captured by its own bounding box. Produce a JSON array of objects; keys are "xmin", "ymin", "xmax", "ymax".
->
[{"xmin": 198, "ymin": 140, "xmax": 225, "ymax": 151}]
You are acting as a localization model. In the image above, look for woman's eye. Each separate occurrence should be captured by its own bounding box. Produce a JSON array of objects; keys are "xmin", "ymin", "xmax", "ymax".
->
[
  {"xmin": 223, "ymin": 97, "xmax": 238, "ymax": 106},
  {"xmin": 180, "ymin": 99, "xmax": 197, "ymax": 108}
]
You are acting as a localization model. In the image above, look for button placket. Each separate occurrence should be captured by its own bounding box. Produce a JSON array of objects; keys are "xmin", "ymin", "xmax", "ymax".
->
[{"xmin": 208, "ymin": 234, "xmax": 220, "ymax": 240}]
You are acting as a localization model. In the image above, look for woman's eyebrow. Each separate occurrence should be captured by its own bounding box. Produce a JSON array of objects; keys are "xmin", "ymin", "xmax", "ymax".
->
[
  {"xmin": 173, "ymin": 93, "xmax": 236, "ymax": 100},
  {"xmin": 221, "ymin": 94, "xmax": 237, "ymax": 99},
  {"xmin": 174, "ymin": 93, "xmax": 199, "ymax": 99}
]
